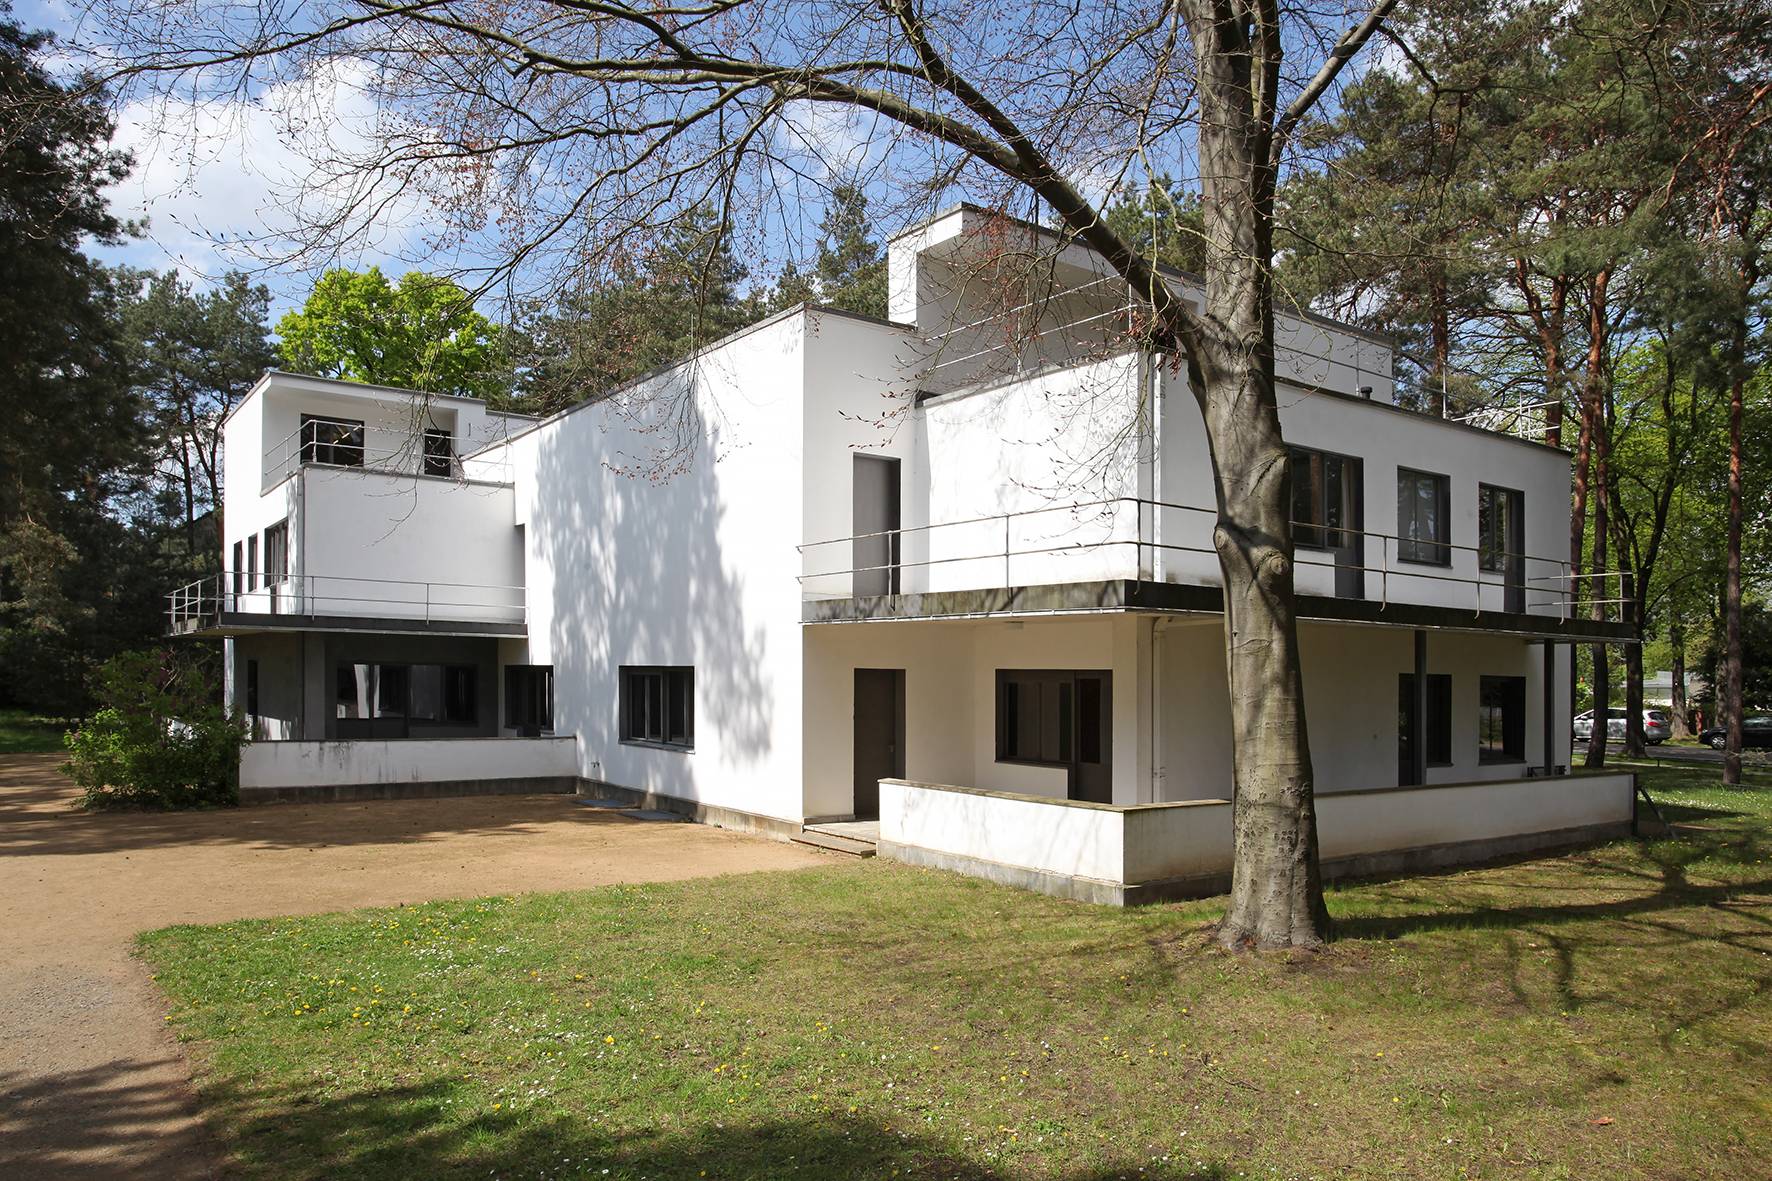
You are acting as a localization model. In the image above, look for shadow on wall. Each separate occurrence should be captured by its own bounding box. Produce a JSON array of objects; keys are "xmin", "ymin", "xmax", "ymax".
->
[
  {"xmin": 530, "ymin": 368, "xmax": 775, "ymax": 784},
  {"xmin": 78, "ymin": 1069, "xmax": 1234, "ymax": 1181}
]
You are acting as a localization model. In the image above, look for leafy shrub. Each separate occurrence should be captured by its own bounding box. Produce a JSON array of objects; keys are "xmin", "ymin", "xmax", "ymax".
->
[{"xmin": 63, "ymin": 649, "xmax": 245, "ymax": 809}]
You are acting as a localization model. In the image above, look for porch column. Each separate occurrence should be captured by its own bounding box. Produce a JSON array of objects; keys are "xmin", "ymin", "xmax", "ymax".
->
[
  {"xmin": 1411, "ymin": 629, "xmax": 1428, "ymax": 788},
  {"xmin": 1542, "ymin": 640, "xmax": 1559, "ymax": 775}
]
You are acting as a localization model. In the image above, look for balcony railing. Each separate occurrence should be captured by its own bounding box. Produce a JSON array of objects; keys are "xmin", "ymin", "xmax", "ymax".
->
[
  {"xmin": 261, "ymin": 416, "xmax": 513, "ymax": 490},
  {"xmin": 798, "ymin": 495, "xmax": 1631, "ymax": 621},
  {"xmin": 167, "ymin": 570, "xmax": 527, "ymax": 633}
]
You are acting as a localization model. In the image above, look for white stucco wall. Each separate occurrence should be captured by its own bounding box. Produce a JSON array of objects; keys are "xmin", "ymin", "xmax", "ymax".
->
[
  {"xmin": 240, "ymin": 736, "xmax": 578, "ymax": 788},
  {"xmin": 882, "ymin": 771, "xmax": 1634, "ymax": 889}
]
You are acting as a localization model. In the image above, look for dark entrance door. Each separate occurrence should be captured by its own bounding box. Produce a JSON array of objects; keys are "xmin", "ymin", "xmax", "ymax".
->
[
  {"xmin": 1071, "ymin": 672, "xmax": 1113, "ymax": 803},
  {"xmin": 852, "ymin": 668, "xmax": 905, "ymax": 819},
  {"xmin": 852, "ymin": 454, "xmax": 901, "ymax": 597}
]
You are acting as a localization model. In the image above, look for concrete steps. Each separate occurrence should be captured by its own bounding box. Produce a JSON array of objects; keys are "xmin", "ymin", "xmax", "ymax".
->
[{"xmin": 791, "ymin": 829, "xmax": 878, "ymax": 858}]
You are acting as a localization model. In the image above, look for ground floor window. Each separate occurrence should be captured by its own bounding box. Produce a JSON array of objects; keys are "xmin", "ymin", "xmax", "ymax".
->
[
  {"xmin": 246, "ymin": 659, "xmax": 259, "ymax": 715},
  {"xmin": 620, "ymin": 666, "xmax": 693, "ymax": 749},
  {"xmin": 1478, "ymin": 675, "xmax": 1527, "ymax": 763},
  {"xmin": 994, "ymin": 669, "xmax": 1113, "ymax": 803},
  {"xmin": 336, "ymin": 663, "xmax": 477, "ymax": 727},
  {"xmin": 505, "ymin": 665, "xmax": 554, "ymax": 734}
]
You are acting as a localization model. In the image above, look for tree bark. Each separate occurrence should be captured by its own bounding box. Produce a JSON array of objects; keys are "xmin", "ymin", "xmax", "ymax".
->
[
  {"xmin": 1724, "ymin": 369, "xmax": 1744, "ymax": 785},
  {"xmin": 1622, "ymin": 570, "xmax": 1645, "ymax": 757}
]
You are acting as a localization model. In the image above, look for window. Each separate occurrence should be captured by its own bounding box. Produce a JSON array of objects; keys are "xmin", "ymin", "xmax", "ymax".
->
[
  {"xmin": 1478, "ymin": 484, "xmax": 1521, "ymax": 572},
  {"xmin": 1396, "ymin": 469, "xmax": 1450, "ymax": 565},
  {"xmin": 998, "ymin": 670, "xmax": 1075, "ymax": 764},
  {"xmin": 423, "ymin": 428, "xmax": 454, "ymax": 478},
  {"xmin": 263, "ymin": 520, "xmax": 289, "ymax": 587},
  {"xmin": 621, "ymin": 666, "xmax": 693, "ymax": 748},
  {"xmin": 246, "ymin": 534, "xmax": 258, "ymax": 591},
  {"xmin": 1479, "ymin": 675, "xmax": 1527, "ymax": 763},
  {"xmin": 337, "ymin": 663, "xmax": 408, "ymax": 720},
  {"xmin": 409, "ymin": 664, "xmax": 478, "ymax": 724},
  {"xmin": 231, "ymin": 541, "xmax": 244, "ymax": 597},
  {"xmin": 246, "ymin": 659, "xmax": 260, "ymax": 715},
  {"xmin": 300, "ymin": 415, "xmax": 365, "ymax": 467},
  {"xmin": 1398, "ymin": 672, "xmax": 1452, "ymax": 773},
  {"xmin": 1290, "ymin": 447, "xmax": 1356, "ymax": 550},
  {"xmin": 505, "ymin": 665, "xmax": 555, "ymax": 734}
]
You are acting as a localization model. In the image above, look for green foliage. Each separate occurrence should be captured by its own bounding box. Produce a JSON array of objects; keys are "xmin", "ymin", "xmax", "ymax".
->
[
  {"xmin": 1103, "ymin": 175, "xmax": 1207, "ymax": 275},
  {"xmin": 63, "ymin": 649, "xmax": 244, "ymax": 809},
  {"xmin": 517, "ymin": 209, "xmax": 762, "ymax": 411},
  {"xmin": 1701, "ymin": 602, "xmax": 1772, "ymax": 710},
  {"xmin": 276, "ymin": 267, "xmax": 512, "ymax": 402},
  {"xmin": 768, "ymin": 184, "xmax": 889, "ymax": 318}
]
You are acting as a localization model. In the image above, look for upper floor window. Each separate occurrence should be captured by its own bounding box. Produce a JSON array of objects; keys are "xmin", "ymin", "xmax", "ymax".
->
[
  {"xmin": 621, "ymin": 666, "xmax": 693, "ymax": 749},
  {"xmin": 231, "ymin": 541, "xmax": 244, "ymax": 597},
  {"xmin": 1396, "ymin": 468, "xmax": 1450, "ymax": 566},
  {"xmin": 264, "ymin": 520, "xmax": 289, "ymax": 586},
  {"xmin": 423, "ymin": 428, "xmax": 454, "ymax": 478},
  {"xmin": 1477, "ymin": 484, "xmax": 1521, "ymax": 572},
  {"xmin": 1290, "ymin": 447, "xmax": 1358, "ymax": 550},
  {"xmin": 246, "ymin": 534, "xmax": 258, "ymax": 591},
  {"xmin": 301, "ymin": 414, "xmax": 365, "ymax": 467}
]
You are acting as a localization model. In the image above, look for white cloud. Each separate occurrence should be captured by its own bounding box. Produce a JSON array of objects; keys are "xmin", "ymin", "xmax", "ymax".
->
[{"xmin": 103, "ymin": 59, "xmax": 437, "ymax": 304}]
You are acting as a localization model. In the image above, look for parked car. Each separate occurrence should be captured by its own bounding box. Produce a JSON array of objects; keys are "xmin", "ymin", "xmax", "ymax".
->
[
  {"xmin": 1698, "ymin": 715, "xmax": 1772, "ymax": 750},
  {"xmin": 1573, "ymin": 707, "xmax": 1670, "ymax": 745}
]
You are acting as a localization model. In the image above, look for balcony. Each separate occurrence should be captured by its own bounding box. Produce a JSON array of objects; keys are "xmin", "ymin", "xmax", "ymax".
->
[
  {"xmin": 798, "ymin": 495, "xmax": 1634, "ymax": 641},
  {"xmin": 168, "ymin": 571, "xmax": 527, "ymax": 638},
  {"xmin": 261, "ymin": 415, "xmax": 512, "ymax": 491}
]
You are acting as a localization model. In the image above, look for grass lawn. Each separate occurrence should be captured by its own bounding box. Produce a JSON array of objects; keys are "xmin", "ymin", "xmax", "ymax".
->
[
  {"xmin": 0, "ymin": 708, "xmax": 70, "ymax": 754},
  {"xmin": 142, "ymin": 764, "xmax": 1772, "ymax": 1181}
]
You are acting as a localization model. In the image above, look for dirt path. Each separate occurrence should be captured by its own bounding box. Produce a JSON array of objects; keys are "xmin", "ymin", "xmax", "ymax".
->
[{"xmin": 0, "ymin": 756, "xmax": 826, "ymax": 1179}]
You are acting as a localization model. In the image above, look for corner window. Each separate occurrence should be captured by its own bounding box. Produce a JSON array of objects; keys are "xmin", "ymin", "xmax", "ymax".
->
[
  {"xmin": 621, "ymin": 666, "xmax": 693, "ymax": 749},
  {"xmin": 423, "ymin": 428, "xmax": 454, "ymax": 478},
  {"xmin": 1478, "ymin": 485, "xmax": 1521, "ymax": 573},
  {"xmin": 1290, "ymin": 447, "xmax": 1357, "ymax": 550},
  {"xmin": 1479, "ymin": 675, "xmax": 1527, "ymax": 763},
  {"xmin": 1396, "ymin": 469, "xmax": 1450, "ymax": 566},
  {"xmin": 300, "ymin": 415, "xmax": 365, "ymax": 467},
  {"xmin": 505, "ymin": 665, "xmax": 555, "ymax": 734}
]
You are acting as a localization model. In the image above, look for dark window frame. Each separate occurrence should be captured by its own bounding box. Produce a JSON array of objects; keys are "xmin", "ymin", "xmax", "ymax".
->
[
  {"xmin": 1477, "ymin": 484, "xmax": 1521, "ymax": 573},
  {"xmin": 246, "ymin": 534, "xmax": 259, "ymax": 591},
  {"xmin": 504, "ymin": 665, "xmax": 555, "ymax": 734},
  {"xmin": 263, "ymin": 519, "xmax": 289, "ymax": 587},
  {"xmin": 300, "ymin": 414, "xmax": 366, "ymax": 468},
  {"xmin": 620, "ymin": 666, "xmax": 694, "ymax": 750},
  {"xmin": 335, "ymin": 662, "xmax": 479, "ymax": 729},
  {"xmin": 231, "ymin": 541, "xmax": 244, "ymax": 597},
  {"xmin": 1396, "ymin": 468, "xmax": 1451, "ymax": 567},
  {"xmin": 1290, "ymin": 446, "xmax": 1358, "ymax": 552},
  {"xmin": 1478, "ymin": 674, "xmax": 1528, "ymax": 764},
  {"xmin": 422, "ymin": 427, "xmax": 455, "ymax": 478},
  {"xmin": 994, "ymin": 669, "xmax": 1112, "ymax": 769},
  {"xmin": 245, "ymin": 658, "xmax": 260, "ymax": 715}
]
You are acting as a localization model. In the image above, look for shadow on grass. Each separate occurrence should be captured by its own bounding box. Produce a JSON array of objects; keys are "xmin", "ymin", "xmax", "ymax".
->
[{"xmin": 2, "ymin": 1064, "xmax": 1232, "ymax": 1181}]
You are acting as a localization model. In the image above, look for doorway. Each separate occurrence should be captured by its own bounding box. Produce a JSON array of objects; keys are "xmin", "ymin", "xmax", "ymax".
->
[
  {"xmin": 852, "ymin": 454, "xmax": 901, "ymax": 596},
  {"xmin": 852, "ymin": 668, "xmax": 905, "ymax": 819}
]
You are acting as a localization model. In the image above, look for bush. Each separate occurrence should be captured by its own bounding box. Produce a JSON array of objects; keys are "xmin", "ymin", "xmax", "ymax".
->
[{"xmin": 63, "ymin": 649, "xmax": 245, "ymax": 809}]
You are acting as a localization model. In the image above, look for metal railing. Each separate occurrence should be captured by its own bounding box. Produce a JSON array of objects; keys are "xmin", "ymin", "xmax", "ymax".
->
[
  {"xmin": 167, "ymin": 570, "xmax": 527, "ymax": 633},
  {"xmin": 798, "ymin": 495, "xmax": 1633, "ymax": 621},
  {"xmin": 261, "ymin": 416, "xmax": 513, "ymax": 490}
]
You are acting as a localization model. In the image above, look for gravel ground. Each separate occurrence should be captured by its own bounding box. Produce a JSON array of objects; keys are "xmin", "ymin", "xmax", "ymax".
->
[{"xmin": 0, "ymin": 755, "xmax": 824, "ymax": 1179}]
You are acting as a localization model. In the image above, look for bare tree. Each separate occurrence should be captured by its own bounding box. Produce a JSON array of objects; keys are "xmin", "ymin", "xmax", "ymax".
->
[{"xmin": 84, "ymin": 0, "xmax": 1397, "ymax": 948}]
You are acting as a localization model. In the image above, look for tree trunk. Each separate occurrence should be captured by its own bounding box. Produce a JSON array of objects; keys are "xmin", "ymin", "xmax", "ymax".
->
[
  {"xmin": 1724, "ymin": 369, "xmax": 1744, "ymax": 785},
  {"xmin": 1585, "ymin": 427, "xmax": 1610, "ymax": 768},
  {"xmin": 1186, "ymin": 0, "xmax": 1328, "ymax": 950},
  {"xmin": 1622, "ymin": 569, "xmax": 1645, "ymax": 758},
  {"xmin": 1670, "ymin": 611, "xmax": 1690, "ymax": 739}
]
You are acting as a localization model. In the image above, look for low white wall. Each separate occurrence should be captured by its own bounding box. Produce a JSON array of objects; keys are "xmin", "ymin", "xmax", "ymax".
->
[
  {"xmin": 240, "ymin": 736, "xmax": 579, "ymax": 789},
  {"xmin": 882, "ymin": 772, "xmax": 1634, "ymax": 888}
]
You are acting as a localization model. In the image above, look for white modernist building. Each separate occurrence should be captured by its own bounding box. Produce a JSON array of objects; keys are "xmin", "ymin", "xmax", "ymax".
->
[{"xmin": 173, "ymin": 206, "xmax": 1639, "ymax": 903}]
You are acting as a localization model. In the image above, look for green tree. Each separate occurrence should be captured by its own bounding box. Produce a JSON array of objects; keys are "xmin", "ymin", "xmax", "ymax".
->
[
  {"xmin": 1103, "ymin": 176, "xmax": 1207, "ymax": 276},
  {"xmin": 519, "ymin": 210, "xmax": 760, "ymax": 411},
  {"xmin": 276, "ymin": 267, "xmax": 512, "ymax": 402}
]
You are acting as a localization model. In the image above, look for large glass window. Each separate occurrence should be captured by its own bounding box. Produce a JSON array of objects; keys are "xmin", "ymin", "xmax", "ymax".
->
[
  {"xmin": 1479, "ymin": 675, "xmax": 1527, "ymax": 763},
  {"xmin": 620, "ymin": 666, "xmax": 693, "ymax": 749},
  {"xmin": 336, "ymin": 663, "xmax": 475, "ymax": 726},
  {"xmin": 300, "ymin": 415, "xmax": 365, "ymax": 467},
  {"xmin": 1290, "ymin": 447, "xmax": 1356, "ymax": 550},
  {"xmin": 1478, "ymin": 484, "xmax": 1521, "ymax": 573},
  {"xmin": 1397, "ymin": 469, "xmax": 1451, "ymax": 566}
]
